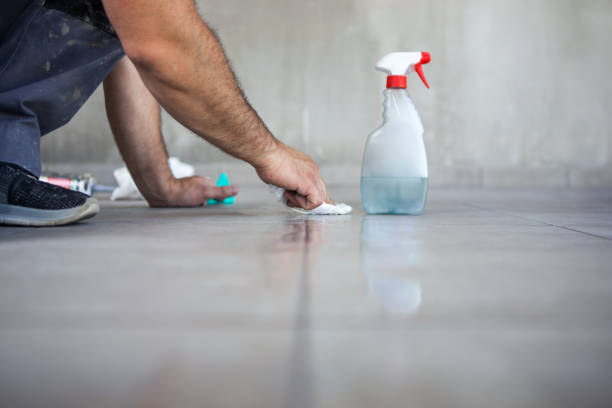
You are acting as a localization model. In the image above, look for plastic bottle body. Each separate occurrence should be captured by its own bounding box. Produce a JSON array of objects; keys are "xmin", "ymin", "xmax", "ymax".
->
[
  {"xmin": 361, "ymin": 176, "xmax": 428, "ymax": 215},
  {"xmin": 361, "ymin": 89, "xmax": 428, "ymax": 215}
]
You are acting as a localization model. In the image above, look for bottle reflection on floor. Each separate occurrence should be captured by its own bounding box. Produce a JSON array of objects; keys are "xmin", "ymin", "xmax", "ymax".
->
[{"xmin": 360, "ymin": 216, "xmax": 423, "ymax": 317}]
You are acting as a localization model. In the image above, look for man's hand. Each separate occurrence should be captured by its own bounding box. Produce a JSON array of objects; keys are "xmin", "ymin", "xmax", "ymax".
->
[
  {"xmin": 148, "ymin": 176, "xmax": 238, "ymax": 208},
  {"xmin": 256, "ymin": 143, "xmax": 332, "ymax": 210}
]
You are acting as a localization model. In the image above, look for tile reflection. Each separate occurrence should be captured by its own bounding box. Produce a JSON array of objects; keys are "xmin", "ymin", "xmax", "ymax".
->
[
  {"xmin": 360, "ymin": 216, "xmax": 423, "ymax": 317},
  {"xmin": 260, "ymin": 218, "xmax": 328, "ymax": 282}
]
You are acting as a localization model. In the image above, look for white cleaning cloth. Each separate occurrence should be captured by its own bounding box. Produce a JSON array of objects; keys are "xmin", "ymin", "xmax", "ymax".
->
[
  {"xmin": 269, "ymin": 186, "xmax": 352, "ymax": 215},
  {"xmin": 111, "ymin": 157, "xmax": 195, "ymax": 201}
]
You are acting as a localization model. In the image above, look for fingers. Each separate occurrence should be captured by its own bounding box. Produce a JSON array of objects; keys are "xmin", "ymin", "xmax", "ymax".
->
[
  {"xmin": 304, "ymin": 194, "xmax": 322, "ymax": 210},
  {"xmin": 309, "ymin": 175, "xmax": 332, "ymax": 207},
  {"xmin": 283, "ymin": 191, "xmax": 300, "ymax": 208},
  {"xmin": 318, "ymin": 179, "xmax": 334, "ymax": 204},
  {"xmin": 325, "ymin": 193, "xmax": 334, "ymax": 204},
  {"xmin": 295, "ymin": 193, "xmax": 313, "ymax": 210},
  {"xmin": 204, "ymin": 185, "xmax": 239, "ymax": 201},
  {"xmin": 288, "ymin": 168, "xmax": 331, "ymax": 210},
  {"xmin": 323, "ymin": 183, "xmax": 333, "ymax": 204},
  {"xmin": 151, "ymin": 175, "xmax": 240, "ymax": 208},
  {"xmin": 285, "ymin": 190, "xmax": 320, "ymax": 210}
]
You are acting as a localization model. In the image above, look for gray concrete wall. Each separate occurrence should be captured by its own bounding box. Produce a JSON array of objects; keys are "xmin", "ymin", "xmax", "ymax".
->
[{"xmin": 42, "ymin": 0, "xmax": 612, "ymax": 187}]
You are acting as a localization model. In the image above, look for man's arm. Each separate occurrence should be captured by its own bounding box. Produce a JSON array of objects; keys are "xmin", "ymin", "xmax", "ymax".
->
[
  {"xmin": 103, "ymin": 57, "xmax": 238, "ymax": 207},
  {"xmin": 101, "ymin": 0, "xmax": 330, "ymax": 209}
]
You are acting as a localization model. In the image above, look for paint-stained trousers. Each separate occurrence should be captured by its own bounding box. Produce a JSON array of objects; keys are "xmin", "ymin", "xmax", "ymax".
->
[{"xmin": 0, "ymin": 0, "xmax": 124, "ymax": 176}]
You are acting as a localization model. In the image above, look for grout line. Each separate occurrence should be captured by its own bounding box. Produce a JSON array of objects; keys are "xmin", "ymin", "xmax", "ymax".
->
[
  {"xmin": 285, "ymin": 221, "xmax": 314, "ymax": 408},
  {"xmin": 461, "ymin": 202, "xmax": 546, "ymax": 225},
  {"xmin": 551, "ymin": 225, "xmax": 612, "ymax": 242},
  {"xmin": 461, "ymin": 202, "xmax": 612, "ymax": 241},
  {"xmin": 485, "ymin": 207, "xmax": 612, "ymax": 241}
]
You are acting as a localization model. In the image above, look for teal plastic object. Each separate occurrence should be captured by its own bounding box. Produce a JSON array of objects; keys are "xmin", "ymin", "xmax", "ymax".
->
[{"xmin": 206, "ymin": 173, "xmax": 235, "ymax": 205}]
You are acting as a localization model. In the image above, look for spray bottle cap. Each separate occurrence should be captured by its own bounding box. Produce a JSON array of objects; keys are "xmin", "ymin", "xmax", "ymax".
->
[{"xmin": 376, "ymin": 51, "xmax": 431, "ymax": 89}]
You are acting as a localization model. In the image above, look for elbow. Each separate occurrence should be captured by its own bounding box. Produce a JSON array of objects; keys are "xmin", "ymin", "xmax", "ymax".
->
[
  {"xmin": 121, "ymin": 39, "xmax": 172, "ymax": 73},
  {"xmin": 122, "ymin": 41, "xmax": 158, "ymax": 70}
]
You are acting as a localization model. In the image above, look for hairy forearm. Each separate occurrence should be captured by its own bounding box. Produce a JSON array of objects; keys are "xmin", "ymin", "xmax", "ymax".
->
[
  {"xmin": 103, "ymin": 57, "xmax": 174, "ymax": 205},
  {"xmin": 102, "ymin": 0, "xmax": 278, "ymax": 169}
]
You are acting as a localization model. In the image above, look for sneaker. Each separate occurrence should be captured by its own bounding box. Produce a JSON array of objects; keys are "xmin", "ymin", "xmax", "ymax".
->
[{"xmin": 0, "ymin": 163, "xmax": 99, "ymax": 227}]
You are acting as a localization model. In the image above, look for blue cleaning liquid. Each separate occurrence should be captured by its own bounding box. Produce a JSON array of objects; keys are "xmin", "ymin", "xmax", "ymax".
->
[{"xmin": 361, "ymin": 177, "xmax": 428, "ymax": 215}]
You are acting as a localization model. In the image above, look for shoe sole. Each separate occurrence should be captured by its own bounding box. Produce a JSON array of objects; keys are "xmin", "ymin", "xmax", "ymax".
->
[{"xmin": 0, "ymin": 197, "xmax": 100, "ymax": 227}]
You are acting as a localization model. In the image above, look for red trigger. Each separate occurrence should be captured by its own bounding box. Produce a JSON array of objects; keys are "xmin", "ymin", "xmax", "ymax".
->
[{"xmin": 415, "ymin": 63, "xmax": 429, "ymax": 89}]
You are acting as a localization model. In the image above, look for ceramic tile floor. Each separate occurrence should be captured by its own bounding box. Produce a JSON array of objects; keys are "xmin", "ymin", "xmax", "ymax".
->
[{"xmin": 0, "ymin": 187, "xmax": 611, "ymax": 408}]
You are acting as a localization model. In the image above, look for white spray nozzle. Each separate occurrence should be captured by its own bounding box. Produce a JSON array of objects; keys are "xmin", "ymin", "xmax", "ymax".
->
[{"xmin": 376, "ymin": 51, "xmax": 431, "ymax": 89}]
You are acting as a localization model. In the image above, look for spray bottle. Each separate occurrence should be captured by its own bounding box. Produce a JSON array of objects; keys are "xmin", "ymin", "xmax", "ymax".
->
[{"xmin": 361, "ymin": 51, "xmax": 431, "ymax": 215}]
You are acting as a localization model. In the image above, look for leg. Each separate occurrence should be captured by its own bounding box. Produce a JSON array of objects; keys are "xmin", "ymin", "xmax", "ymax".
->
[
  {"xmin": 0, "ymin": 0, "xmax": 124, "ymax": 226},
  {"xmin": 0, "ymin": 0, "xmax": 124, "ymax": 176}
]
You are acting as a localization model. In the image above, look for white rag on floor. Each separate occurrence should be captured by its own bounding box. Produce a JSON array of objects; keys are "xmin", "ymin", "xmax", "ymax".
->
[
  {"xmin": 269, "ymin": 186, "xmax": 352, "ymax": 215},
  {"xmin": 111, "ymin": 157, "xmax": 195, "ymax": 201}
]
